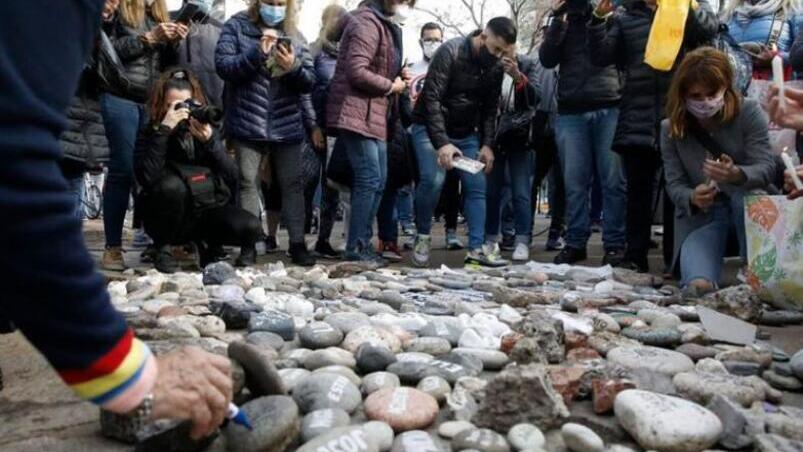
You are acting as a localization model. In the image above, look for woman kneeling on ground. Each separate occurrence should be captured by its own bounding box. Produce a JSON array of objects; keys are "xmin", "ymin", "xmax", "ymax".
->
[
  {"xmin": 661, "ymin": 47, "xmax": 776, "ymax": 295},
  {"xmin": 134, "ymin": 68, "xmax": 261, "ymax": 273}
]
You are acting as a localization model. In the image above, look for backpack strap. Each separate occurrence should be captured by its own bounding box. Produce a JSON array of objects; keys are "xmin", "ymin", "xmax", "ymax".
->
[{"xmin": 767, "ymin": 9, "xmax": 785, "ymax": 48}]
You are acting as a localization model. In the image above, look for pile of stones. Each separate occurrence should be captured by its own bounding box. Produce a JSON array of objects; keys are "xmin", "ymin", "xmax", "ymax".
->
[{"xmin": 103, "ymin": 260, "xmax": 803, "ymax": 452}]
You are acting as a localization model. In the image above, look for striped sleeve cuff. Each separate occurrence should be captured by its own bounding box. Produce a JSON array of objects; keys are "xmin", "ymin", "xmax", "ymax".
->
[{"xmin": 57, "ymin": 329, "xmax": 158, "ymax": 413}]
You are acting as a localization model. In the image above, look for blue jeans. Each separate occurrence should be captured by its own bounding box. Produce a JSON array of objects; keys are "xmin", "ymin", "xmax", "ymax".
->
[
  {"xmin": 341, "ymin": 131, "xmax": 387, "ymax": 253},
  {"xmin": 67, "ymin": 175, "xmax": 85, "ymax": 220},
  {"xmin": 412, "ymin": 124, "xmax": 485, "ymax": 250},
  {"xmin": 555, "ymin": 107, "xmax": 626, "ymax": 250},
  {"xmin": 100, "ymin": 93, "xmax": 144, "ymax": 247},
  {"xmin": 396, "ymin": 184, "xmax": 414, "ymax": 228},
  {"xmin": 486, "ymin": 149, "xmax": 534, "ymax": 244},
  {"xmin": 680, "ymin": 194, "xmax": 746, "ymax": 287}
]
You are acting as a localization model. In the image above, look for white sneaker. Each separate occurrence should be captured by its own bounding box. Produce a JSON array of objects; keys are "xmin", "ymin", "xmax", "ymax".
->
[
  {"xmin": 512, "ymin": 242, "xmax": 530, "ymax": 262},
  {"xmin": 412, "ymin": 234, "xmax": 431, "ymax": 268}
]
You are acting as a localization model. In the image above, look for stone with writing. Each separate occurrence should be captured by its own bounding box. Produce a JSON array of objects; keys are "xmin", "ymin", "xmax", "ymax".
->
[
  {"xmin": 364, "ymin": 387, "xmax": 439, "ymax": 432},
  {"xmin": 362, "ymin": 371, "xmax": 401, "ymax": 396},
  {"xmin": 223, "ymin": 395, "xmax": 300, "ymax": 452},
  {"xmin": 391, "ymin": 430, "xmax": 445, "ymax": 452},
  {"xmin": 300, "ymin": 321, "xmax": 345, "ymax": 349},
  {"xmin": 293, "ymin": 372, "xmax": 362, "ymax": 414},
  {"xmin": 301, "ymin": 408, "xmax": 351, "ymax": 442},
  {"xmin": 296, "ymin": 426, "xmax": 379, "ymax": 452},
  {"xmin": 452, "ymin": 428, "xmax": 511, "ymax": 452}
]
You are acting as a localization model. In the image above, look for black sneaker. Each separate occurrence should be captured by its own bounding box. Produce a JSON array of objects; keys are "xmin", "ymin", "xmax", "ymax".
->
[
  {"xmin": 206, "ymin": 245, "xmax": 230, "ymax": 263},
  {"xmin": 140, "ymin": 245, "xmax": 158, "ymax": 264},
  {"xmin": 289, "ymin": 243, "xmax": 316, "ymax": 267},
  {"xmin": 314, "ymin": 241, "xmax": 342, "ymax": 259},
  {"xmin": 234, "ymin": 246, "xmax": 257, "ymax": 267},
  {"xmin": 545, "ymin": 230, "xmax": 565, "ymax": 251},
  {"xmin": 620, "ymin": 254, "xmax": 650, "ymax": 273},
  {"xmin": 602, "ymin": 248, "xmax": 626, "ymax": 267},
  {"xmin": 500, "ymin": 234, "xmax": 516, "ymax": 251},
  {"xmin": 553, "ymin": 246, "xmax": 587, "ymax": 265},
  {"xmin": 154, "ymin": 245, "xmax": 179, "ymax": 274},
  {"xmin": 264, "ymin": 236, "xmax": 279, "ymax": 253}
]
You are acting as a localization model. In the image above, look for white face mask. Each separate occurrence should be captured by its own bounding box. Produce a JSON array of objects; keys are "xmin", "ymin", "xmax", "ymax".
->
[
  {"xmin": 393, "ymin": 4, "xmax": 411, "ymax": 24},
  {"xmin": 422, "ymin": 41, "xmax": 441, "ymax": 60}
]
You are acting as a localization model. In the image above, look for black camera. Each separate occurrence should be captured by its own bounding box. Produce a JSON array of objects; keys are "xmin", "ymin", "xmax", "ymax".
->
[{"xmin": 175, "ymin": 100, "xmax": 223, "ymax": 127}]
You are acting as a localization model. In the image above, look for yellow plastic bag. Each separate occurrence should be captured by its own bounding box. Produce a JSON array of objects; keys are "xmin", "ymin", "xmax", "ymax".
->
[{"xmin": 644, "ymin": 0, "xmax": 692, "ymax": 71}]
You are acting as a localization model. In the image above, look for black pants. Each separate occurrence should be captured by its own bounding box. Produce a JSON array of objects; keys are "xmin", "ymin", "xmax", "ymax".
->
[
  {"xmin": 622, "ymin": 150, "xmax": 662, "ymax": 266},
  {"xmin": 434, "ymin": 169, "xmax": 460, "ymax": 230},
  {"xmin": 533, "ymin": 134, "xmax": 565, "ymax": 233},
  {"xmin": 142, "ymin": 174, "xmax": 261, "ymax": 250}
]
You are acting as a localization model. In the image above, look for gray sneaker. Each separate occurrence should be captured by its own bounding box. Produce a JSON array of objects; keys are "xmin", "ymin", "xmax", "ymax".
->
[
  {"xmin": 412, "ymin": 234, "xmax": 431, "ymax": 268},
  {"xmin": 465, "ymin": 243, "xmax": 509, "ymax": 268}
]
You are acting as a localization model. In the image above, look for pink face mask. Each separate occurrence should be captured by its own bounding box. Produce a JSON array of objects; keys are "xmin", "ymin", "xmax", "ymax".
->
[{"xmin": 686, "ymin": 92, "xmax": 725, "ymax": 120}]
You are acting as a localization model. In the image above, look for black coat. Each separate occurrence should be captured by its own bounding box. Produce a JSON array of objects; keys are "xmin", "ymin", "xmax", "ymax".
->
[
  {"xmin": 107, "ymin": 15, "xmax": 177, "ymax": 103},
  {"xmin": 412, "ymin": 30, "xmax": 504, "ymax": 149},
  {"xmin": 539, "ymin": 7, "xmax": 621, "ymax": 114},
  {"xmin": 588, "ymin": 0, "xmax": 717, "ymax": 152}
]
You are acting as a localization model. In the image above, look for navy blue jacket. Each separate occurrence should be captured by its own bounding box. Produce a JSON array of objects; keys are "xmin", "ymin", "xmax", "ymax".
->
[
  {"xmin": 312, "ymin": 47, "xmax": 338, "ymax": 131},
  {"xmin": 215, "ymin": 12, "xmax": 315, "ymax": 143}
]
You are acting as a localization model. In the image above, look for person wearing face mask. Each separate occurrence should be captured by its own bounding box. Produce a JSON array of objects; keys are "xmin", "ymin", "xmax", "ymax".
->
[
  {"xmin": 326, "ymin": 0, "xmax": 413, "ymax": 264},
  {"xmin": 215, "ymin": 0, "xmax": 317, "ymax": 267},
  {"xmin": 409, "ymin": 17, "xmax": 517, "ymax": 268},
  {"xmin": 539, "ymin": 0, "xmax": 626, "ymax": 267},
  {"xmin": 661, "ymin": 48, "xmax": 775, "ymax": 295},
  {"xmin": 589, "ymin": 0, "xmax": 718, "ymax": 274},
  {"xmin": 100, "ymin": 0, "xmax": 188, "ymax": 271}
]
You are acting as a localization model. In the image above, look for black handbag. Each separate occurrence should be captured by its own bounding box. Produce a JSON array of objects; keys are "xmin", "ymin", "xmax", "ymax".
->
[
  {"xmin": 495, "ymin": 80, "xmax": 537, "ymax": 150},
  {"xmin": 170, "ymin": 163, "xmax": 229, "ymax": 213}
]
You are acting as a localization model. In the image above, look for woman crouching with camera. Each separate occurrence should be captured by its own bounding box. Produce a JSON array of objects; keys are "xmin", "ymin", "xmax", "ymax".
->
[
  {"xmin": 134, "ymin": 69, "xmax": 261, "ymax": 273},
  {"xmin": 661, "ymin": 48, "xmax": 776, "ymax": 296}
]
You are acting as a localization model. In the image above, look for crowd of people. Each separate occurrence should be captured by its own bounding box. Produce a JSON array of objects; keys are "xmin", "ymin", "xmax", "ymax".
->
[{"xmin": 4, "ymin": 0, "xmax": 803, "ymax": 439}]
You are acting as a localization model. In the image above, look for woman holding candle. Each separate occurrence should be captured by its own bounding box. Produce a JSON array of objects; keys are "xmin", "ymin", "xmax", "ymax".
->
[
  {"xmin": 661, "ymin": 48, "xmax": 776, "ymax": 294},
  {"xmin": 722, "ymin": 0, "xmax": 795, "ymax": 81}
]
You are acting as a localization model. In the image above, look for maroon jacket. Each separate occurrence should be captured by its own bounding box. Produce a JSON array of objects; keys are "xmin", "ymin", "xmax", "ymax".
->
[{"xmin": 326, "ymin": 5, "xmax": 400, "ymax": 141}]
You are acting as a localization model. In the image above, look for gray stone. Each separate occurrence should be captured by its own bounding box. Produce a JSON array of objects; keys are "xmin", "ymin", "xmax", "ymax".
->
[
  {"xmin": 293, "ymin": 372, "xmax": 362, "ymax": 414},
  {"xmin": 313, "ymin": 365, "xmax": 362, "ymax": 386},
  {"xmin": 296, "ymin": 426, "xmax": 379, "ymax": 452},
  {"xmin": 675, "ymin": 344, "xmax": 719, "ymax": 361},
  {"xmin": 223, "ymin": 395, "xmax": 299, "ymax": 452},
  {"xmin": 301, "ymin": 408, "xmax": 351, "ymax": 442},
  {"xmin": 430, "ymin": 277, "xmax": 473, "ymax": 290},
  {"xmin": 278, "ymin": 368, "xmax": 311, "ymax": 393},
  {"xmin": 673, "ymin": 371, "xmax": 779, "ymax": 406},
  {"xmin": 472, "ymin": 364, "xmax": 569, "ymax": 432},
  {"xmin": 615, "ymin": 390, "xmax": 722, "ymax": 451},
  {"xmin": 453, "ymin": 348, "xmax": 509, "ymax": 371},
  {"xmin": 452, "ymin": 428, "xmax": 510, "ymax": 452},
  {"xmin": 248, "ymin": 310, "xmax": 295, "ymax": 340},
  {"xmin": 362, "ymin": 421, "xmax": 394, "ymax": 452},
  {"xmin": 763, "ymin": 370, "xmax": 803, "ymax": 391},
  {"xmin": 561, "ymin": 423, "xmax": 604, "ymax": 452},
  {"xmin": 128, "ymin": 419, "xmax": 215, "ymax": 452},
  {"xmin": 512, "ymin": 313, "xmax": 564, "ymax": 364},
  {"xmin": 791, "ymin": 349, "xmax": 803, "ymax": 379},
  {"xmin": 386, "ymin": 360, "xmax": 430, "ymax": 385},
  {"xmin": 438, "ymin": 420, "xmax": 475, "ymax": 439},
  {"xmin": 377, "ymin": 290, "xmax": 407, "ymax": 310},
  {"xmin": 210, "ymin": 301, "xmax": 260, "ymax": 329},
  {"xmin": 203, "ymin": 262, "xmax": 237, "ymax": 286},
  {"xmin": 343, "ymin": 326, "xmax": 402, "ymax": 354},
  {"xmin": 391, "ymin": 430, "xmax": 444, "ymax": 452},
  {"xmin": 404, "ymin": 337, "xmax": 452, "ymax": 356},
  {"xmin": 700, "ymin": 285, "xmax": 763, "ymax": 323},
  {"xmin": 507, "ymin": 424, "xmax": 545, "ymax": 451},
  {"xmin": 759, "ymin": 310, "xmax": 803, "ymax": 326},
  {"xmin": 416, "ymin": 376, "xmax": 451, "ymax": 403},
  {"xmin": 245, "ymin": 332, "xmax": 285, "ymax": 351},
  {"xmin": 357, "ymin": 344, "xmax": 398, "ymax": 374},
  {"xmin": 227, "ymin": 341, "xmax": 286, "ymax": 397},
  {"xmin": 754, "ymin": 434, "xmax": 803, "ymax": 452},
  {"xmin": 304, "ymin": 347, "xmax": 357, "ymax": 370},
  {"xmin": 439, "ymin": 352, "xmax": 484, "ymax": 375},
  {"xmin": 706, "ymin": 394, "xmax": 755, "ymax": 450},
  {"xmin": 724, "ymin": 361, "xmax": 763, "ymax": 377},
  {"xmin": 324, "ymin": 312, "xmax": 372, "ymax": 334},
  {"xmin": 607, "ymin": 346, "xmax": 694, "ymax": 377},
  {"xmin": 299, "ymin": 321, "xmax": 345, "ymax": 349},
  {"xmin": 362, "ymin": 372, "xmax": 401, "ymax": 395},
  {"xmin": 620, "ymin": 327, "xmax": 682, "ymax": 347}
]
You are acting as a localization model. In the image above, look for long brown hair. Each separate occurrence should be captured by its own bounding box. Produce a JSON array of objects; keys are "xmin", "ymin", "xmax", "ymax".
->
[
  {"xmin": 248, "ymin": 0, "xmax": 299, "ymax": 36},
  {"xmin": 666, "ymin": 47, "xmax": 742, "ymax": 139},
  {"xmin": 148, "ymin": 68, "xmax": 208, "ymax": 126},
  {"xmin": 119, "ymin": 0, "xmax": 169, "ymax": 27}
]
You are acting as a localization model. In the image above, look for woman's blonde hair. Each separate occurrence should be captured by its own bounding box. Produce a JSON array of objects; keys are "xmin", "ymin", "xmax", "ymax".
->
[
  {"xmin": 721, "ymin": 0, "xmax": 792, "ymax": 21},
  {"xmin": 248, "ymin": 0, "xmax": 299, "ymax": 36},
  {"xmin": 119, "ymin": 0, "xmax": 169, "ymax": 28},
  {"xmin": 666, "ymin": 47, "xmax": 742, "ymax": 138},
  {"xmin": 318, "ymin": 4, "xmax": 348, "ymax": 43}
]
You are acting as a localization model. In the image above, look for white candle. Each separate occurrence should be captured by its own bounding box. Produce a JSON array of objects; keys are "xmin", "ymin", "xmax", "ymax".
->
[
  {"xmin": 772, "ymin": 50, "xmax": 786, "ymax": 109},
  {"xmin": 781, "ymin": 152, "xmax": 803, "ymax": 190}
]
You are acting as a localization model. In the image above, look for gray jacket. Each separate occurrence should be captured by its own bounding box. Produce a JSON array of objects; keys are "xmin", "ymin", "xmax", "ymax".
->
[{"xmin": 660, "ymin": 98, "xmax": 776, "ymax": 268}]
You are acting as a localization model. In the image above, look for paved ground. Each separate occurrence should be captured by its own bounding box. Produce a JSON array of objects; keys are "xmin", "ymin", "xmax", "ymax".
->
[{"xmin": 0, "ymin": 218, "xmax": 800, "ymax": 451}]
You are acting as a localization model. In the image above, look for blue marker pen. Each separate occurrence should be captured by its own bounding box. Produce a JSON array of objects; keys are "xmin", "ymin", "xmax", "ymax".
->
[{"xmin": 228, "ymin": 403, "xmax": 253, "ymax": 430}]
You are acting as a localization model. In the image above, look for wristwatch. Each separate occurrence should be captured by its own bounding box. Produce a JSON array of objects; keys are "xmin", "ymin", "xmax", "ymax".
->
[{"xmin": 99, "ymin": 393, "xmax": 154, "ymax": 444}]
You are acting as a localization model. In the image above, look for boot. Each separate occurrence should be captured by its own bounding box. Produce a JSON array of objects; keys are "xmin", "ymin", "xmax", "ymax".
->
[
  {"xmin": 289, "ymin": 242, "xmax": 316, "ymax": 267},
  {"xmin": 154, "ymin": 245, "xmax": 179, "ymax": 274},
  {"xmin": 235, "ymin": 246, "xmax": 257, "ymax": 267}
]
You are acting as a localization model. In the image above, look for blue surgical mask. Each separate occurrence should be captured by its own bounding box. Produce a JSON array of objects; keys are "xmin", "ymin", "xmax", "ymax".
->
[
  {"xmin": 260, "ymin": 4, "xmax": 286, "ymax": 26},
  {"xmin": 190, "ymin": 0, "xmax": 214, "ymax": 13}
]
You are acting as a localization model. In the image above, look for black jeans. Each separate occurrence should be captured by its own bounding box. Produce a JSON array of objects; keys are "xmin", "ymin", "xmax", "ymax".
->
[
  {"xmin": 622, "ymin": 149, "xmax": 662, "ymax": 266},
  {"xmin": 318, "ymin": 137, "xmax": 342, "ymax": 243},
  {"xmin": 533, "ymin": 134, "xmax": 565, "ymax": 234},
  {"xmin": 434, "ymin": 169, "xmax": 461, "ymax": 231},
  {"xmin": 142, "ymin": 174, "xmax": 261, "ymax": 250}
]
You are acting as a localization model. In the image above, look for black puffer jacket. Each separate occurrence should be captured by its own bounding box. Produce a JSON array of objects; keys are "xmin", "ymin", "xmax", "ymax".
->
[
  {"xmin": 60, "ymin": 71, "xmax": 110, "ymax": 168},
  {"xmin": 107, "ymin": 15, "xmax": 177, "ymax": 103},
  {"xmin": 588, "ymin": 0, "xmax": 717, "ymax": 152},
  {"xmin": 412, "ymin": 30, "xmax": 504, "ymax": 149},
  {"xmin": 539, "ymin": 7, "xmax": 621, "ymax": 114}
]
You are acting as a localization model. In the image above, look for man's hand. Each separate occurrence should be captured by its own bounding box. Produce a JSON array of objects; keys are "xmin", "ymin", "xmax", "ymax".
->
[
  {"xmin": 311, "ymin": 127, "xmax": 325, "ymax": 152},
  {"xmin": 189, "ymin": 118, "xmax": 213, "ymax": 143},
  {"xmin": 594, "ymin": 0, "xmax": 615, "ymax": 17},
  {"xmin": 437, "ymin": 144, "xmax": 462, "ymax": 170},
  {"xmin": 478, "ymin": 145, "xmax": 495, "ymax": 174},
  {"xmin": 150, "ymin": 347, "xmax": 233, "ymax": 440},
  {"xmin": 390, "ymin": 77, "xmax": 407, "ymax": 95},
  {"xmin": 501, "ymin": 56, "xmax": 521, "ymax": 80},
  {"xmin": 275, "ymin": 42, "xmax": 296, "ymax": 71},
  {"xmin": 691, "ymin": 182, "xmax": 717, "ymax": 212},
  {"xmin": 785, "ymin": 165, "xmax": 803, "ymax": 199},
  {"xmin": 703, "ymin": 154, "xmax": 745, "ymax": 185},
  {"xmin": 769, "ymin": 85, "xmax": 803, "ymax": 131}
]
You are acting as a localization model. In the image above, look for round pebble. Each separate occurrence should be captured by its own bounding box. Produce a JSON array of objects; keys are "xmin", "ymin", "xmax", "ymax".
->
[
  {"xmin": 364, "ymin": 387, "xmax": 439, "ymax": 432},
  {"xmin": 293, "ymin": 372, "xmax": 362, "ymax": 414}
]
